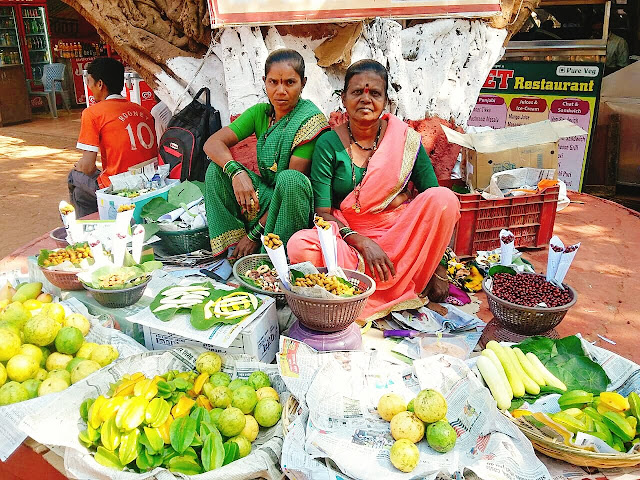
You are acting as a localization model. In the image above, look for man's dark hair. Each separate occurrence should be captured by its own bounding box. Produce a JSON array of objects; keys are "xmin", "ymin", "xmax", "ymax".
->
[
  {"xmin": 87, "ymin": 57, "xmax": 125, "ymax": 94},
  {"xmin": 265, "ymin": 49, "xmax": 305, "ymax": 80}
]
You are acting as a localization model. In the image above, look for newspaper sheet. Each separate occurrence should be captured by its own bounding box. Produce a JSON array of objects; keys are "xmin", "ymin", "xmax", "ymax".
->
[
  {"xmin": 126, "ymin": 277, "xmax": 274, "ymax": 348},
  {"xmin": 0, "ymin": 297, "xmax": 147, "ymax": 461},
  {"xmin": 20, "ymin": 346, "xmax": 287, "ymax": 480},
  {"xmin": 277, "ymin": 337, "xmax": 551, "ymax": 480}
]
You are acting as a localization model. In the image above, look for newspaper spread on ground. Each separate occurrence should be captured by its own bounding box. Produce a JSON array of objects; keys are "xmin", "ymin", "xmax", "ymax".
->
[
  {"xmin": 126, "ymin": 278, "xmax": 274, "ymax": 348},
  {"xmin": 277, "ymin": 337, "xmax": 551, "ymax": 480},
  {"xmin": 0, "ymin": 297, "xmax": 147, "ymax": 461},
  {"xmin": 20, "ymin": 346, "xmax": 287, "ymax": 480}
]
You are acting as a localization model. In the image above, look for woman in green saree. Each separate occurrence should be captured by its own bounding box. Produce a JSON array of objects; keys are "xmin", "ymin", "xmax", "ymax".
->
[{"xmin": 204, "ymin": 49, "xmax": 329, "ymax": 259}]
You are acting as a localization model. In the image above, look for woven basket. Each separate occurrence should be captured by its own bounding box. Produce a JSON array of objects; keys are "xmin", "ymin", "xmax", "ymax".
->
[
  {"xmin": 509, "ymin": 415, "xmax": 640, "ymax": 468},
  {"xmin": 232, "ymin": 254, "xmax": 286, "ymax": 304},
  {"xmin": 156, "ymin": 227, "xmax": 210, "ymax": 255},
  {"xmin": 482, "ymin": 275, "xmax": 577, "ymax": 335},
  {"xmin": 283, "ymin": 395, "xmax": 300, "ymax": 436},
  {"xmin": 282, "ymin": 268, "xmax": 375, "ymax": 332},
  {"xmin": 40, "ymin": 267, "xmax": 84, "ymax": 291},
  {"xmin": 83, "ymin": 278, "xmax": 150, "ymax": 308}
]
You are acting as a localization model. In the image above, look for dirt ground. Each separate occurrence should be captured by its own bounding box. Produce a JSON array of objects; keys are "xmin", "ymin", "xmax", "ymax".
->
[{"xmin": 0, "ymin": 112, "xmax": 83, "ymax": 259}]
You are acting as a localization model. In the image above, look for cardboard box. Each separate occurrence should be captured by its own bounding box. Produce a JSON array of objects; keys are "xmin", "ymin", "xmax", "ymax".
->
[
  {"xmin": 141, "ymin": 300, "xmax": 279, "ymax": 364},
  {"xmin": 96, "ymin": 179, "xmax": 178, "ymax": 224},
  {"xmin": 443, "ymin": 120, "xmax": 587, "ymax": 191}
]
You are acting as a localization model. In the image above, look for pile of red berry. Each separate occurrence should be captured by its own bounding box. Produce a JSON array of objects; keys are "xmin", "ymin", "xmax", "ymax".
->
[{"xmin": 491, "ymin": 273, "xmax": 572, "ymax": 307}]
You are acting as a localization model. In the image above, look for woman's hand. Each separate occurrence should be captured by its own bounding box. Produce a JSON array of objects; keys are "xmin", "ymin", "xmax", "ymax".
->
[
  {"xmin": 231, "ymin": 235, "xmax": 260, "ymax": 260},
  {"xmin": 232, "ymin": 171, "xmax": 259, "ymax": 214},
  {"xmin": 347, "ymin": 234, "xmax": 396, "ymax": 282},
  {"xmin": 423, "ymin": 264, "xmax": 449, "ymax": 302}
]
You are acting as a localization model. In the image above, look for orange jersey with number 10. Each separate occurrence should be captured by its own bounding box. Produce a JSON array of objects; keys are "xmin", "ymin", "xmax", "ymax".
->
[{"xmin": 77, "ymin": 98, "xmax": 158, "ymax": 188}]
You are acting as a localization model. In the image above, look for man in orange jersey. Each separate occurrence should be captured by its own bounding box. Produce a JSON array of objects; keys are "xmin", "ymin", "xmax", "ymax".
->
[{"xmin": 68, "ymin": 57, "xmax": 158, "ymax": 217}]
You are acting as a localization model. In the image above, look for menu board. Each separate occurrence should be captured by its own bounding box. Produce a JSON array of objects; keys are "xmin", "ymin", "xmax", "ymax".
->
[{"xmin": 468, "ymin": 61, "xmax": 603, "ymax": 191}]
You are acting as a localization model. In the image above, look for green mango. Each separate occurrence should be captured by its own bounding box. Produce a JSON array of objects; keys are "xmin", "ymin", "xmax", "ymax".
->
[{"xmin": 11, "ymin": 282, "xmax": 42, "ymax": 303}]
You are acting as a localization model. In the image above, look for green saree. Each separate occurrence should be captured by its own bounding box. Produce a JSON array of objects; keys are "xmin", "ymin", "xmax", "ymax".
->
[{"xmin": 205, "ymin": 99, "xmax": 329, "ymax": 256}]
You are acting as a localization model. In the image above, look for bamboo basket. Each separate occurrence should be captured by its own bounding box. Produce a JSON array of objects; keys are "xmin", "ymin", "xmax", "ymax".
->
[{"xmin": 509, "ymin": 415, "xmax": 640, "ymax": 468}]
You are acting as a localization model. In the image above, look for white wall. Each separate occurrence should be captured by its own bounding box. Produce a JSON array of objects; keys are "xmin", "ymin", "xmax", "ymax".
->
[{"xmin": 154, "ymin": 17, "xmax": 506, "ymax": 128}]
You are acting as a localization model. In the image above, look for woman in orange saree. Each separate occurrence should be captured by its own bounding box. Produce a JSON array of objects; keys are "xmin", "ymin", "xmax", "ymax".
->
[{"xmin": 287, "ymin": 60, "xmax": 460, "ymax": 322}]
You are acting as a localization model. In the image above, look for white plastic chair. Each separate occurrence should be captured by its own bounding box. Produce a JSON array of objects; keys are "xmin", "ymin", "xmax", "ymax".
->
[{"xmin": 26, "ymin": 63, "xmax": 71, "ymax": 118}]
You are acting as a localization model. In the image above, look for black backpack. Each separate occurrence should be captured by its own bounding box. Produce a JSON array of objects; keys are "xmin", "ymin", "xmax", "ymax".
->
[{"xmin": 158, "ymin": 87, "xmax": 222, "ymax": 182}]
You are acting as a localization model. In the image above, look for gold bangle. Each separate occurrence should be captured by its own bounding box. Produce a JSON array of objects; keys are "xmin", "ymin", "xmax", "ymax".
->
[{"xmin": 433, "ymin": 272, "xmax": 448, "ymax": 283}]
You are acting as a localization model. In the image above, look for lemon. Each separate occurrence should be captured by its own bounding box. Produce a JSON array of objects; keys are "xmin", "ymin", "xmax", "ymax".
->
[
  {"xmin": 241, "ymin": 415, "xmax": 260, "ymax": 442},
  {"xmin": 23, "ymin": 314, "xmax": 60, "ymax": 347},
  {"xmin": 38, "ymin": 377, "xmax": 69, "ymax": 396},
  {"xmin": 63, "ymin": 313, "xmax": 90, "ymax": 336},
  {"xmin": 89, "ymin": 344, "xmax": 119, "ymax": 367},
  {"xmin": 54, "ymin": 327, "xmax": 84, "ymax": 355},
  {"xmin": 70, "ymin": 360, "xmax": 101, "ymax": 384},
  {"xmin": 0, "ymin": 381, "xmax": 29, "ymax": 405},
  {"xmin": 40, "ymin": 303, "xmax": 65, "ymax": 324},
  {"xmin": 75, "ymin": 342, "xmax": 98, "ymax": 359},
  {"xmin": 6, "ymin": 354, "xmax": 39, "ymax": 382},
  {"xmin": 0, "ymin": 363, "xmax": 7, "ymax": 387},
  {"xmin": 256, "ymin": 386, "xmax": 280, "ymax": 402},
  {"xmin": 23, "ymin": 299, "xmax": 43, "ymax": 311},
  {"xmin": 20, "ymin": 344, "xmax": 44, "ymax": 366},
  {"xmin": 22, "ymin": 379, "xmax": 41, "ymax": 399},
  {"xmin": 377, "ymin": 394, "xmax": 407, "ymax": 422},
  {"xmin": 46, "ymin": 352, "xmax": 73, "ymax": 371},
  {"xmin": 0, "ymin": 328, "xmax": 21, "ymax": 362},
  {"xmin": 47, "ymin": 369, "xmax": 71, "ymax": 384}
]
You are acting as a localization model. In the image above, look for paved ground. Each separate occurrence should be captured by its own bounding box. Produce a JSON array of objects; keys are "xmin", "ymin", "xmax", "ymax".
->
[
  {"xmin": 1, "ymin": 113, "xmax": 639, "ymax": 364},
  {"xmin": 0, "ymin": 111, "xmax": 83, "ymax": 259}
]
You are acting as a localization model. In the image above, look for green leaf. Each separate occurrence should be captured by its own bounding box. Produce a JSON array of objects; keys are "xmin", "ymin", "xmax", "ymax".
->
[
  {"xmin": 170, "ymin": 416, "xmax": 197, "ymax": 454},
  {"xmin": 168, "ymin": 181, "xmax": 203, "ymax": 206},
  {"xmin": 201, "ymin": 429, "xmax": 225, "ymax": 471},
  {"xmin": 546, "ymin": 354, "xmax": 609, "ymax": 394},
  {"xmin": 143, "ymin": 223, "xmax": 161, "ymax": 241},
  {"xmin": 290, "ymin": 269, "xmax": 306, "ymax": 282},
  {"xmin": 488, "ymin": 265, "xmax": 516, "ymax": 277},
  {"xmin": 517, "ymin": 335, "xmax": 610, "ymax": 394},
  {"xmin": 141, "ymin": 197, "xmax": 175, "ymax": 222}
]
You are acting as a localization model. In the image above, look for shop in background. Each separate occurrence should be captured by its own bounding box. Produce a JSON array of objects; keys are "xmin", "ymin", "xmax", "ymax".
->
[
  {"xmin": 0, "ymin": 1, "xmax": 52, "ymax": 80},
  {"xmin": 467, "ymin": 0, "xmax": 618, "ymax": 192}
]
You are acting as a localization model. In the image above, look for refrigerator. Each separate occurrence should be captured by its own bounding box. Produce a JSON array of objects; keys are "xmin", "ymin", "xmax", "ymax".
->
[
  {"xmin": 0, "ymin": 1, "xmax": 52, "ymax": 80},
  {"xmin": 0, "ymin": 5, "xmax": 23, "ymax": 68}
]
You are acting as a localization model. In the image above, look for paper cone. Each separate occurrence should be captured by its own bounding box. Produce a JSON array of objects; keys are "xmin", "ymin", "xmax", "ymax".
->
[
  {"xmin": 546, "ymin": 236, "xmax": 564, "ymax": 282},
  {"xmin": 316, "ymin": 225, "xmax": 338, "ymax": 274},
  {"xmin": 554, "ymin": 243, "xmax": 580, "ymax": 284},
  {"xmin": 499, "ymin": 229, "xmax": 515, "ymax": 266},
  {"xmin": 131, "ymin": 225, "xmax": 145, "ymax": 264},
  {"xmin": 262, "ymin": 235, "xmax": 290, "ymax": 290}
]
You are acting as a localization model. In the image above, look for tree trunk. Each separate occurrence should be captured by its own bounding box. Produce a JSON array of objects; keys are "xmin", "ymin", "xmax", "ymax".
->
[{"xmin": 62, "ymin": 0, "xmax": 536, "ymax": 90}]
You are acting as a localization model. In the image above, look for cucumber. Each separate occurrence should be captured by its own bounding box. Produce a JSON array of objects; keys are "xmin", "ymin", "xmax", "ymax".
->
[
  {"xmin": 476, "ymin": 356, "xmax": 512, "ymax": 410},
  {"xmin": 481, "ymin": 349, "xmax": 513, "ymax": 399},
  {"xmin": 486, "ymin": 341, "xmax": 525, "ymax": 398},
  {"xmin": 525, "ymin": 352, "xmax": 567, "ymax": 391},
  {"xmin": 505, "ymin": 347, "xmax": 540, "ymax": 395},
  {"xmin": 513, "ymin": 347, "xmax": 545, "ymax": 387}
]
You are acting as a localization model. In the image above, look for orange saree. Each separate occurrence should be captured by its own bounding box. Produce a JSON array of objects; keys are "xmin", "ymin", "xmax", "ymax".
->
[{"xmin": 288, "ymin": 114, "xmax": 460, "ymax": 321}]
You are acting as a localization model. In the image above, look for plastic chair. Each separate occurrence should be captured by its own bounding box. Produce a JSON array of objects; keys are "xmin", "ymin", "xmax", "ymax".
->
[{"xmin": 26, "ymin": 63, "xmax": 71, "ymax": 118}]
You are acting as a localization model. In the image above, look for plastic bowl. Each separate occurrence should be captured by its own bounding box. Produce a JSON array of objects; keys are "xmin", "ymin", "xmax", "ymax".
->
[{"xmin": 83, "ymin": 277, "xmax": 151, "ymax": 308}]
